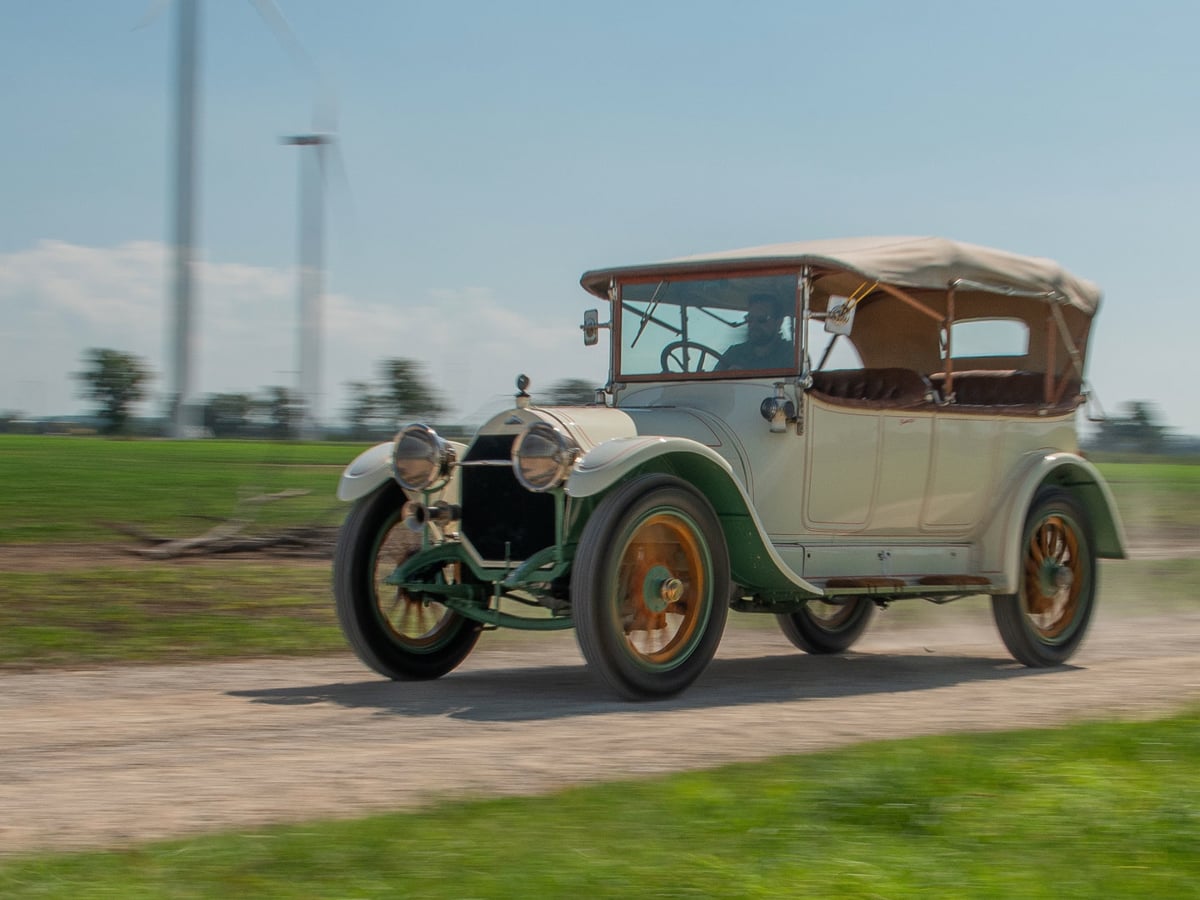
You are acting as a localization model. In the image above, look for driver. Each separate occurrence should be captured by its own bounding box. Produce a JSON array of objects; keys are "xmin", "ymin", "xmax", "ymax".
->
[{"xmin": 716, "ymin": 293, "xmax": 794, "ymax": 371}]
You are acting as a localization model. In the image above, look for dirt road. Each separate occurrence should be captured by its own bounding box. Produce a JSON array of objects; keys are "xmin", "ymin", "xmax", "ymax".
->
[{"xmin": 2, "ymin": 603, "xmax": 1198, "ymax": 855}]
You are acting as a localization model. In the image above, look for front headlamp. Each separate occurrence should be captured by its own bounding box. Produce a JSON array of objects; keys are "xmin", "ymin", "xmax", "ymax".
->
[
  {"xmin": 392, "ymin": 424, "xmax": 455, "ymax": 491},
  {"xmin": 512, "ymin": 422, "xmax": 580, "ymax": 492}
]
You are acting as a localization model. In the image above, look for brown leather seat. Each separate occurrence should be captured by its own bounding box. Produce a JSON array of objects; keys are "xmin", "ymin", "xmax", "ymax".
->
[
  {"xmin": 929, "ymin": 371, "xmax": 1081, "ymax": 409},
  {"xmin": 810, "ymin": 368, "xmax": 930, "ymax": 408}
]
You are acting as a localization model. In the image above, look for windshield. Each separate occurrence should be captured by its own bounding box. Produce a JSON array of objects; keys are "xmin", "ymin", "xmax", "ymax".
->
[{"xmin": 617, "ymin": 273, "xmax": 798, "ymax": 378}]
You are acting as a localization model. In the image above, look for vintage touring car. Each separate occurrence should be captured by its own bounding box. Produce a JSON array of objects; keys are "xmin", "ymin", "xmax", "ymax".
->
[{"xmin": 333, "ymin": 236, "xmax": 1125, "ymax": 699}]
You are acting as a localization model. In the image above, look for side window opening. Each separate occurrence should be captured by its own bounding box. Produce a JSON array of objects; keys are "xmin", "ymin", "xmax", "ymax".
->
[{"xmin": 944, "ymin": 318, "xmax": 1029, "ymax": 360}]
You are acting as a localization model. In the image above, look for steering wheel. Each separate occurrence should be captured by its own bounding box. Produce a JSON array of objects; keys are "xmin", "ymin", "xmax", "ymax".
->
[{"xmin": 660, "ymin": 340, "xmax": 723, "ymax": 373}]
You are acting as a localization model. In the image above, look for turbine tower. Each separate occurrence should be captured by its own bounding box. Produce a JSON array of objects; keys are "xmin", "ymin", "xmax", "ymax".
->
[
  {"xmin": 167, "ymin": 0, "xmax": 200, "ymax": 438},
  {"xmin": 160, "ymin": 0, "xmax": 331, "ymax": 438},
  {"xmin": 283, "ymin": 131, "xmax": 331, "ymax": 440}
]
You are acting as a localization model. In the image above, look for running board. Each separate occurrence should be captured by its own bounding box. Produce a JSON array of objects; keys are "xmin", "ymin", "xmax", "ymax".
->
[{"xmin": 808, "ymin": 574, "xmax": 996, "ymax": 597}]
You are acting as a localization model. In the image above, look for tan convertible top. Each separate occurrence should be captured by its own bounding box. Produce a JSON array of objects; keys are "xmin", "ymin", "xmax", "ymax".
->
[{"xmin": 580, "ymin": 236, "xmax": 1102, "ymax": 316}]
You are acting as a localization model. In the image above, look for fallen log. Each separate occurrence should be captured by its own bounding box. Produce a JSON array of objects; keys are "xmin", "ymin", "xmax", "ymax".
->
[{"xmin": 100, "ymin": 488, "xmax": 340, "ymax": 559}]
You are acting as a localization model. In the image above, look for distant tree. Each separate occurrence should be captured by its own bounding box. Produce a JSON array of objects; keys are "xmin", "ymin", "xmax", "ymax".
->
[
  {"xmin": 259, "ymin": 386, "xmax": 300, "ymax": 439},
  {"xmin": 0, "ymin": 410, "xmax": 24, "ymax": 433},
  {"xmin": 378, "ymin": 358, "xmax": 447, "ymax": 422},
  {"xmin": 343, "ymin": 380, "xmax": 386, "ymax": 440},
  {"xmin": 545, "ymin": 378, "xmax": 599, "ymax": 405},
  {"xmin": 74, "ymin": 348, "xmax": 153, "ymax": 435},
  {"xmin": 203, "ymin": 392, "xmax": 254, "ymax": 438},
  {"xmin": 1096, "ymin": 400, "xmax": 1169, "ymax": 454}
]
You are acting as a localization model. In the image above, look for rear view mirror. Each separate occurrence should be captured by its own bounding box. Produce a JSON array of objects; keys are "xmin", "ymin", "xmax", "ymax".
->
[
  {"xmin": 581, "ymin": 309, "xmax": 600, "ymax": 346},
  {"xmin": 824, "ymin": 296, "xmax": 857, "ymax": 335}
]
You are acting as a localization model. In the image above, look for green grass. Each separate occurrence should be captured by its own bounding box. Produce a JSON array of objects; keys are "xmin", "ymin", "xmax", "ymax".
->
[
  {"xmin": 1096, "ymin": 460, "xmax": 1200, "ymax": 538},
  {"xmin": 0, "ymin": 557, "xmax": 1194, "ymax": 669},
  {"xmin": 2, "ymin": 436, "xmax": 1195, "ymax": 544},
  {"xmin": 0, "ymin": 441, "xmax": 1194, "ymax": 671},
  {"xmin": 0, "ymin": 564, "xmax": 343, "ymax": 668},
  {"xmin": 1101, "ymin": 558, "xmax": 1200, "ymax": 611},
  {"xmin": 0, "ymin": 445, "xmax": 1195, "ymax": 895},
  {"xmin": 0, "ymin": 435, "xmax": 366, "ymax": 542},
  {"xmin": 1, "ymin": 710, "xmax": 1196, "ymax": 898}
]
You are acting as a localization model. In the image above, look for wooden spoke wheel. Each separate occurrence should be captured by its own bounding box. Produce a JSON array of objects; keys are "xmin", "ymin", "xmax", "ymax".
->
[
  {"xmin": 992, "ymin": 488, "xmax": 1096, "ymax": 667},
  {"xmin": 777, "ymin": 597, "xmax": 874, "ymax": 654},
  {"xmin": 572, "ymin": 475, "xmax": 730, "ymax": 699},
  {"xmin": 333, "ymin": 483, "xmax": 481, "ymax": 680}
]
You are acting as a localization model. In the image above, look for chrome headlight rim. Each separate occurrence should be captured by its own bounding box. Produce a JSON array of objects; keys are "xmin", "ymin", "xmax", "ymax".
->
[
  {"xmin": 511, "ymin": 421, "xmax": 581, "ymax": 493},
  {"xmin": 392, "ymin": 423, "xmax": 455, "ymax": 491}
]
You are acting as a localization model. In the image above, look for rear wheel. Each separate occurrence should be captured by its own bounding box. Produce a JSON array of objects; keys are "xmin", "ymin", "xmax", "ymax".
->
[
  {"xmin": 572, "ymin": 475, "xmax": 730, "ymax": 700},
  {"xmin": 777, "ymin": 598, "xmax": 874, "ymax": 654},
  {"xmin": 992, "ymin": 487, "xmax": 1096, "ymax": 667},
  {"xmin": 333, "ymin": 482, "xmax": 481, "ymax": 680}
]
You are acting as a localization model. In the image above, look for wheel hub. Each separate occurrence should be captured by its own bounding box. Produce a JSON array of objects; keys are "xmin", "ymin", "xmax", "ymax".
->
[
  {"xmin": 642, "ymin": 565, "xmax": 684, "ymax": 613},
  {"xmin": 1038, "ymin": 559, "xmax": 1073, "ymax": 598}
]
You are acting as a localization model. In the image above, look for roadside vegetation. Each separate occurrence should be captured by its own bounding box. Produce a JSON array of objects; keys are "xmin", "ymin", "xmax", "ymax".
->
[
  {"xmin": 1097, "ymin": 460, "xmax": 1200, "ymax": 538},
  {"xmin": 1, "ymin": 437, "xmax": 1196, "ymax": 888},
  {"xmin": 0, "ymin": 435, "xmax": 1197, "ymax": 669},
  {"xmin": 0, "ymin": 435, "xmax": 353, "ymax": 543},
  {"xmin": 1, "ymin": 710, "xmax": 1196, "ymax": 897},
  {"xmin": 0, "ymin": 566, "xmax": 342, "ymax": 668}
]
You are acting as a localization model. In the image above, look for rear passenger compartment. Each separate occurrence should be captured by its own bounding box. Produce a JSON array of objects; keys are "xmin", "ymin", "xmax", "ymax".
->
[
  {"xmin": 808, "ymin": 368, "xmax": 933, "ymax": 409},
  {"xmin": 808, "ymin": 368, "xmax": 1083, "ymax": 414},
  {"xmin": 929, "ymin": 370, "xmax": 1082, "ymax": 412}
]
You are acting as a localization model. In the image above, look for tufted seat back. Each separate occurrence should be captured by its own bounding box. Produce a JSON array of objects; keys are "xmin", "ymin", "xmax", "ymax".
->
[
  {"xmin": 929, "ymin": 371, "xmax": 1081, "ymax": 408},
  {"xmin": 809, "ymin": 368, "xmax": 930, "ymax": 408}
]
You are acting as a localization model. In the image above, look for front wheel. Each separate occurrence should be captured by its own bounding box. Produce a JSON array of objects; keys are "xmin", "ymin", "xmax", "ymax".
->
[
  {"xmin": 992, "ymin": 487, "xmax": 1096, "ymax": 667},
  {"xmin": 571, "ymin": 475, "xmax": 730, "ymax": 700},
  {"xmin": 333, "ymin": 482, "xmax": 482, "ymax": 680},
  {"xmin": 777, "ymin": 598, "xmax": 874, "ymax": 654}
]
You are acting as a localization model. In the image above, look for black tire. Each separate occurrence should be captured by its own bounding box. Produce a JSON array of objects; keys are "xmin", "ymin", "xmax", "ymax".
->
[
  {"xmin": 992, "ymin": 487, "xmax": 1096, "ymax": 667},
  {"xmin": 571, "ymin": 474, "xmax": 730, "ymax": 700},
  {"xmin": 776, "ymin": 598, "xmax": 874, "ymax": 654},
  {"xmin": 333, "ymin": 482, "xmax": 481, "ymax": 680}
]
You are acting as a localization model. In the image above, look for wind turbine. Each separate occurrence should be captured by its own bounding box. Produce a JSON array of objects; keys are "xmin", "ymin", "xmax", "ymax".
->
[
  {"xmin": 252, "ymin": 0, "xmax": 344, "ymax": 440},
  {"xmin": 158, "ymin": 0, "xmax": 333, "ymax": 438},
  {"xmin": 283, "ymin": 128, "xmax": 331, "ymax": 440},
  {"xmin": 166, "ymin": 0, "xmax": 200, "ymax": 438}
]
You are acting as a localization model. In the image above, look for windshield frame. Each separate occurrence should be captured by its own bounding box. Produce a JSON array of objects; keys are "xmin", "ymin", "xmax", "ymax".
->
[{"xmin": 613, "ymin": 267, "xmax": 804, "ymax": 382}]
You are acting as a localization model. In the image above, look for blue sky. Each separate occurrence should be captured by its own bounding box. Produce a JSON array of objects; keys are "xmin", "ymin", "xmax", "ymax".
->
[{"xmin": 2, "ymin": 0, "xmax": 1198, "ymax": 433}]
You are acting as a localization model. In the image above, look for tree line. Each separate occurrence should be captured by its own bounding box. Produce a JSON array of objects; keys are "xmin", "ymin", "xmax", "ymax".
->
[
  {"xmin": 25, "ymin": 347, "xmax": 599, "ymax": 438},
  {"xmin": 19, "ymin": 348, "xmax": 1185, "ymax": 453}
]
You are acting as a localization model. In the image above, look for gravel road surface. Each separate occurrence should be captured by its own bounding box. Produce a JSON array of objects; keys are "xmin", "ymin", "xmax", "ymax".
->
[{"xmin": 2, "ymin": 602, "xmax": 1197, "ymax": 854}]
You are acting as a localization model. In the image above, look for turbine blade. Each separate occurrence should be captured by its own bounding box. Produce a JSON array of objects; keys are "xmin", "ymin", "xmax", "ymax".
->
[
  {"xmin": 328, "ymin": 143, "xmax": 357, "ymax": 226},
  {"xmin": 248, "ymin": 0, "xmax": 317, "ymax": 77},
  {"xmin": 133, "ymin": 0, "xmax": 170, "ymax": 30}
]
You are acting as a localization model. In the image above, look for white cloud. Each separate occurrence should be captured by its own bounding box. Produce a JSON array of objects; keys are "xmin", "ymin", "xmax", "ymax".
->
[{"xmin": 0, "ymin": 240, "xmax": 606, "ymax": 425}]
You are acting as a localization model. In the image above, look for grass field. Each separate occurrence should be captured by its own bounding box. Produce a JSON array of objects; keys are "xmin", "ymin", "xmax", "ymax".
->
[
  {"xmin": 1, "ymin": 438, "xmax": 1197, "ymax": 890},
  {"xmin": 1, "ymin": 556, "xmax": 1195, "ymax": 670},
  {"xmin": 0, "ymin": 435, "xmax": 1197, "ymax": 669},
  {"xmin": 0, "ymin": 564, "xmax": 342, "ymax": 668},
  {"xmin": 3, "ymin": 435, "xmax": 1197, "ymax": 543},
  {"xmin": 1096, "ymin": 460, "xmax": 1200, "ymax": 538},
  {"xmin": 0, "ymin": 435, "xmax": 358, "ymax": 543},
  {"xmin": 1, "ymin": 710, "xmax": 1196, "ymax": 897}
]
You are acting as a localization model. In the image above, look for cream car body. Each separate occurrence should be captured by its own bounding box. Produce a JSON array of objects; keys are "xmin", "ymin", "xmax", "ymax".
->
[{"xmin": 333, "ymin": 236, "xmax": 1124, "ymax": 699}]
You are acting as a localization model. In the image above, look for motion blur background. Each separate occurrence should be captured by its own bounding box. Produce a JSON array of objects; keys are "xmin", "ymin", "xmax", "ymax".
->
[{"xmin": 1, "ymin": 0, "xmax": 1197, "ymax": 443}]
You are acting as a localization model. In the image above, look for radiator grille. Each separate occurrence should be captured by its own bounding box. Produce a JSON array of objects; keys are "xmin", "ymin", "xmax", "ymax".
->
[{"xmin": 459, "ymin": 435, "xmax": 556, "ymax": 562}]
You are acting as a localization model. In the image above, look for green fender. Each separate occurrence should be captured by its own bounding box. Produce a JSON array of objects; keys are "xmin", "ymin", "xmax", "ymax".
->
[
  {"xmin": 976, "ymin": 452, "xmax": 1127, "ymax": 594},
  {"xmin": 567, "ymin": 436, "xmax": 822, "ymax": 598}
]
